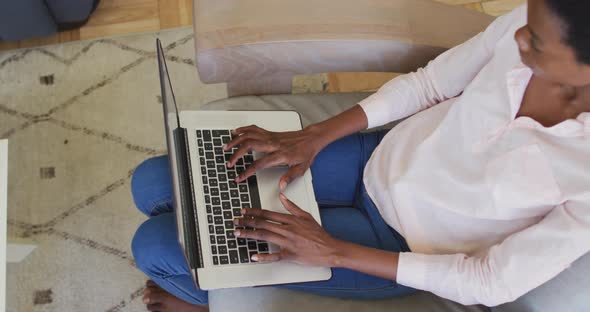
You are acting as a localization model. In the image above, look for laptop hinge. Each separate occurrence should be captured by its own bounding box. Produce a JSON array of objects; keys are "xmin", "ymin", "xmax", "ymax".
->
[{"xmin": 173, "ymin": 128, "xmax": 204, "ymax": 269}]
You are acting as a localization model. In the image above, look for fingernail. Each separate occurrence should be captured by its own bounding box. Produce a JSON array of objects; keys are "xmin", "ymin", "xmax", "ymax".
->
[
  {"xmin": 280, "ymin": 181, "xmax": 286, "ymax": 191},
  {"xmin": 241, "ymin": 208, "xmax": 246, "ymax": 214},
  {"xmin": 226, "ymin": 161, "xmax": 231, "ymax": 168},
  {"xmin": 143, "ymin": 297, "xmax": 150, "ymax": 304},
  {"xmin": 251, "ymin": 254, "xmax": 258, "ymax": 261},
  {"xmin": 235, "ymin": 230, "xmax": 241, "ymax": 236},
  {"xmin": 222, "ymin": 144, "xmax": 227, "ymax": 150}
]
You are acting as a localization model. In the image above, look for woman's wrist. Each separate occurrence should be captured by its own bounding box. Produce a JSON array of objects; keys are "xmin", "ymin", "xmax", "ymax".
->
[{"xmin": 328, "ymin": 239, "xmax": 400, "ymax": 281}]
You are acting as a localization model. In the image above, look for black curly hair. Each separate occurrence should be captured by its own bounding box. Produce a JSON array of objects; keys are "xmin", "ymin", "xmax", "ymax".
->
[{"xmin": 545, "ymin": 0, "xmax": 590, "ymax": 65}]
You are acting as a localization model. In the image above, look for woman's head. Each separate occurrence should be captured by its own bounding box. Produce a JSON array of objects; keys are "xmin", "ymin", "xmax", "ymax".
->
[{"xmin": 515, "ymin": 0, "xmax": 590, "ymax": 86}]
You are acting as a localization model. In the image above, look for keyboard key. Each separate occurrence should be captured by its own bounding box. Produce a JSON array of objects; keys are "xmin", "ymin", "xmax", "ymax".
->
[
  {"xmin": 239, "ymin": 184, "xmax": 248, "ymax": 193},
  {"xmin": 212, "ymin": 130, "xmax": 224, "ymax": 137},
  {"xmin": 229, "ymin": 181, "xmax": 237, "ymax": 189},
  {"xmin": 208, "ymin": 170, "xmax": 216, "ymax": 178},
  {"xmin": 214, "ymin": 216, "xmax": 223, "ymax": 224},
  {"xmin": 211, "ymin": 245, "xmax": 217, "ymax": 255},
  {"xmin": 213, "ymin": 206, "xmax": 222, "ymax": 215},
  {"xmin": 247, "ymin": 241, "xmax": 257, "ymax": 250},
  {"xmin": 207, "ymin": 215, "xmax": 213, "ymax": 224},
  {"xmin": 220, "ymin": 256, "xmax": 229, "ymax": 265},
  {"xmin": 213, "ymin": 138, "xmax": 222, "ymax": 146},
  {"xmin": 197, "ymin": 139, "xmax": 203, "ymax": 147},
  {"xmin": 209, "ymin": 225, "xmax": 214, "ymax": 234},
  {"xmin": 198, "ymin": 148, "xmax": 204, "ymax": 156},
  {"xmin": 216, "ymin": 164, "xmax": 226, "ymax": 172},
  {"xmin": 244, "ymin": 155, "xmax": 254, "ymax": 163},
  {"xmin": 201, "ymin": 167, "xmax": 206, "ymax": 175},
  {"xmin": 203, "ymin": 130, "xmax": 212, "ymax": 142},
  {"xmin": 204, "ymin": 143, "xmax": 213, "ymax": 150},
  {"xmin": 242, "ymin": 203, "xmax": 251, "ymax": 209},
  {"xmin": 236, "ymin": 166, "xmax": 245, "ymax": 174},
  {"xmin": 231, "ymin": 199, "xmax": 240, "ymax": 207},
  {"xmin": 223, "ymin": 211, "xmax": 232, "ymax": 219},
  {"xmin": 215, "ymin": 155, "xmax": 225, "ymax": 163},
  {"xmin": 220, "ymin": 130, "xmax": 230, "ymax": 136},
  {"xmin": 228, "ymin": 239, "xmax": 237, "ymax": 249},
  {"xmin": 224, "ymin": 153, "xmax": 232, "ymax": 161},
  {"xmin": 205, "ymin": 195, "xmax": 210, "ymax": 204},
  {"xmin": 221, "ymin": 192, "xmax": 230, "ymax": 201},
  {"xmin": 200, "ymin": 157, "xmax": 205, "ymax": 166},
  {"xmin": 218, "ymin": 174, "xmax": 227, "ymax": 182},
  {"xmin": 220, "ymin": 183, "xmax": 228, "ymax": 191},
  {"xmin": 209, "ymin": 179, "xmax": 218, "ymax": 187},
  {"xmin": 238, "ymin": 238, "xmax": 247, "ymax": 246},
  {"xmin": 218, "ymin": 246, "xmax": 228, "ymax": 254},
  {"xmin": 226, "ymin": 230, "xmax": 235, "ymax": 239},
  {"xmin": 240, "ymin": 194, "xmax": 249, "ymax": 202},
  {"xmin": 205, "ymin": 152, "xmax": 214, "ymax": 160},
  {"xmin": 236, "ymin": 158, "xmax": 244, "ymax": 166},
  {"xmin": 227, "ymin": 171, "xmax": 236, "ymax": 180},
  {"xmin": 215, "ymin": 226, "xmax": 224, "ymax": 234},
  {"xmin": 233, "ymin": 208, "xmax": 242, "ymax": 217},
  {"xmin": 206, "ymin": 160, "xmax": 215, "ymax": 169},
  {"xmin": 213, "ymin": 256, "xmax": 219, "ymax": 265},
  {"xmin": 258, "ymin": 242, "xmax": 269, "ymax": 252},
  {"xmin": 214, "ymin": 147, "xmax": 223, "ymax": 155},
  {"xmin": 229, "ymin": 250, "xmax": 239, "ymax": 264},
  {"xmin": 230, "ymin": 190, "xmax": 239, "ymax": 198},
  {"xmin": 222, "ymin": 201, "xmax": 231, "ymax": 210},
  {"xmin": 206, "ymin": 205, "xmax": 212, "ymax": 213},
  {"xmin": 222, "ymin": 136, "xmax": 230, "ymax": 144},
  {"xmin": 196, "ymin": 130, "xmax": 202, "ymax": 138},
  {"xmin": 239, "ymin": 247, "xmax": 250, "ymax": 263},
  {"xmin": 217, "ymin": 236, "xmax": 226, "ymax": 245},
  {"xmin": 210, "ymin": 236, "xmax": 215, "ymax": 244},
  {"xmin": 212, "ymin": 197, "xmax": 221, "ymax": 205},
  {"xmin": 211, "ymin": 188, "xmax": 219, "ymax": 196},
  {"xmin": 202, "ymin": 176, "xmax": 208, "ymax": 184},
  {"xmin": 225, "ymin": 220, "xmax": 234, "ymax": 229}
]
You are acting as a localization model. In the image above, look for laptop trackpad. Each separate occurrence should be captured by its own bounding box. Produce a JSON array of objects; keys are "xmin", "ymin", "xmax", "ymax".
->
[{"xmin": 256, "ymin": 168, "xmax": 309, "ymax": 215}]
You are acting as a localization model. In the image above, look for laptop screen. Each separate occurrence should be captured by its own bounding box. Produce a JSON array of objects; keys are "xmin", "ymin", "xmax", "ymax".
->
[{"xmin": 157, "ymin": 39, "xmax": 180, "ymax": 131}]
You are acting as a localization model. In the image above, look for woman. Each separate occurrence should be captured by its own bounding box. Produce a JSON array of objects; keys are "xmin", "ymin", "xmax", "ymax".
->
[{"xmin": 130, "ymin": 0, "xmax": 590, "ymax": 311}]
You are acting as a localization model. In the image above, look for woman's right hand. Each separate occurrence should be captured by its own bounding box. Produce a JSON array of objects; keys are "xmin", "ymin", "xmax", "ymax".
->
[{"xmin": 224, "ymin": 125, "xmax": 324, "ymax": 191}]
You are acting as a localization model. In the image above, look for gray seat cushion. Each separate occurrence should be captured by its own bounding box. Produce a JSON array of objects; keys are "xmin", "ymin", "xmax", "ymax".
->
[{"xmin": 202, "ymin": 92, "xmax": 589, "ymax": 312}]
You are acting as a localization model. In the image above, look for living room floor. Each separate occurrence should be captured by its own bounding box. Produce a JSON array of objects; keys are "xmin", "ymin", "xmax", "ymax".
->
[{"xmin": 0, "ymin": 1, "xmax": 523, "ymax": 311}]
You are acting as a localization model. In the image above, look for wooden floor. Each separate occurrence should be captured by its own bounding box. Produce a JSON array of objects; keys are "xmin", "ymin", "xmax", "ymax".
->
[{"xmin": 0, "ymin": 0, "xmax": 523, "ymax": 51}]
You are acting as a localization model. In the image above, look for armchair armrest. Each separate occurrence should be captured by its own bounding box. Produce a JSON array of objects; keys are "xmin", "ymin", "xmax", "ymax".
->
[{"xmin": 193, "ymin": 0, "xmax": 495, "ymax": 96}]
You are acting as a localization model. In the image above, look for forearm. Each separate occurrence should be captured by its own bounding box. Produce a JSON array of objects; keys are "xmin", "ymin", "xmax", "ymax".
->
[
  {"xmin": 305, "ymin": 105, "xmax": 368, "ymax": 150},
  {"xmin": 330, "ymin": 239, "xmax": 399, "ymax": 281}
]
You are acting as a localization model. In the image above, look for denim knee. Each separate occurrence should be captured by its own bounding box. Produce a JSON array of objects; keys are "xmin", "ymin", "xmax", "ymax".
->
[
  {"xmin": 132, "ymin": 213, "xmax": 180, "ymax": 276},
  {"xmin": 131, "ymin": 156, "xmax": 173, "ymax": 216}
]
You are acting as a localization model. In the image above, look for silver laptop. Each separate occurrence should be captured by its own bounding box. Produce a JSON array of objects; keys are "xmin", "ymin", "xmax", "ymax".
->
[{"xmin": 156, "ymin": 39, "xmax": 331, "ymax": 290}]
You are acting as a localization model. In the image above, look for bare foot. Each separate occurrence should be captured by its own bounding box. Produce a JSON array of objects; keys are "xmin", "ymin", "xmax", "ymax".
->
[{"xmin": 143, "ymin": 280, "xmax": 209, "ymax": 312}]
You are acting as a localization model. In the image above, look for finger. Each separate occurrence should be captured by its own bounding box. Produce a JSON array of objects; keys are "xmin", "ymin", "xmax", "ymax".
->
[
  {"xmin": 234, "ymin": 228, "xmax": 288, "ymax": 246},
  {"xmin": 279, "ymin": 193, "xmax": 310, "ymax": 218},
  {"xmin": 279, "ymin": 164, "xmax": 308, "ymax": 191},
  {"xmin": 240, "ymin": 207, "xmax": 295, "ymax": 224},
  {"xmin": 236, "ymin": 153, "xmax": 287, "ymax": 183},
  {"xmin": 228, "ymin": 140, "xmax": 275, "ymax": 168},
  {"xmin": 233, "ymin": 125, "xmax": 264, "ymax": 136},
  {"xmin": 235, "ymin": 216, "xmax": 293, "ymax": 238},
  {"xmin": 146, "ymin": 303, "xmax": 162, "ymax": 311},
  {"xmin": 223, "ymin": 132, "xmax": 266, "ymax": 151},
  {"xmin": 252, "ymin": 252, "xmax": 282, "ymax": 263}
]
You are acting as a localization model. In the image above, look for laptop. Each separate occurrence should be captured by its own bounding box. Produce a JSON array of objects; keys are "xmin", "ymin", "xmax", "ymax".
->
[{"xmin": 156, "ymin": 39, "xmax": 332, "ymax": 290}]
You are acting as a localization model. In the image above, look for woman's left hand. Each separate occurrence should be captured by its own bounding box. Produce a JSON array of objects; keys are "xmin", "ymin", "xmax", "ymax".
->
[{"xmin": 233, "ymin": 193, "xmax": 342, "ymax": 267}]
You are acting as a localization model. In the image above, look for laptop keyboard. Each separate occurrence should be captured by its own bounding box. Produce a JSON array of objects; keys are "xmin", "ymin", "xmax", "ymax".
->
[{"xmin": 196, "ymin": 129, "xmax": 269, "ymax": 266}]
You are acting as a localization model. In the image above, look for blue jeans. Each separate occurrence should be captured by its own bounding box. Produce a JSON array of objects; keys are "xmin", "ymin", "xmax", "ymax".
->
[{"xmin": 130, "ymin": 130, "xmax": 415, "ymax": 305}]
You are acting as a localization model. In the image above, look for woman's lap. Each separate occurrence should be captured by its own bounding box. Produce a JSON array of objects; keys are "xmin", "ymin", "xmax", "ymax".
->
[{"xmin": 130, "ymin": 130, "xmax": 415, "ymax": 304}]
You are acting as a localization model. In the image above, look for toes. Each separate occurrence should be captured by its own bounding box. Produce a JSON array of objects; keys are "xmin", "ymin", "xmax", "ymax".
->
[
  {"xmin": 143, "ymin": 289, "xmax": 166, "ymax": 305},
  {"xmin": 146, "ymin": 303, "xmax": 162, "ymax": 311}
]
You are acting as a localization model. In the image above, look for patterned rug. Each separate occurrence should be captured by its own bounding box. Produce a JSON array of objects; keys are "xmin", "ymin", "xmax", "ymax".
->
[{"xmin": 0, "ymin": 27, "xmax": 227, "ymax": 311}]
